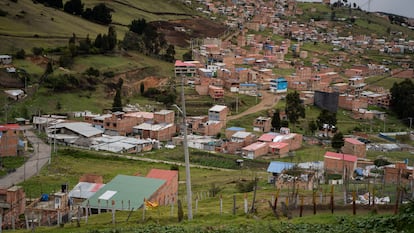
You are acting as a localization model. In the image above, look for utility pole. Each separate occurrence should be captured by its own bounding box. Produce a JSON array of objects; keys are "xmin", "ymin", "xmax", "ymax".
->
[{"xmin": 174, "ymin": 76, "xmax": 193, "ymax": 220}]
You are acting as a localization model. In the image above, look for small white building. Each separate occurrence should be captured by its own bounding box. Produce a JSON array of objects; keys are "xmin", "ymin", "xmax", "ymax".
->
[{"xmin": 0, "ymin": 55, "xmax": 12, "ymax": 65}]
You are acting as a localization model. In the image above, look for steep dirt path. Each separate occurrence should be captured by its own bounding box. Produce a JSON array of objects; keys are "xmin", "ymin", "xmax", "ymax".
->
[{"xmin": 228, "ymin": 92, "xmax": 280, "ymax": 121}]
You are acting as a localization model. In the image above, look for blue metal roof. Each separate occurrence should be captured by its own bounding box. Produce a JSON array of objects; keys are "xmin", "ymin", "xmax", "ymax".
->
[
  {"xmin": 240, "ymin": 83, "xmax": 257, "ymax": 87},
  {"xmin": 267, "ymin": 161, "xmax": 295, "ymax": 173},
  {"xmin": 226, "ymin": 127, "xmax": 245, "ymax": 131}
]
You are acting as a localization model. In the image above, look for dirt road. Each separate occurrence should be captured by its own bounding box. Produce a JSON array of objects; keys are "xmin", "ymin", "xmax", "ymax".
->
[{"xmin": 228, "ymin": 91, "xmax": 279, "ymax": 121}]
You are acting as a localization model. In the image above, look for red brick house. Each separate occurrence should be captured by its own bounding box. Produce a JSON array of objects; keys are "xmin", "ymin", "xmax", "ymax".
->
[
  {"xmin": 0, "ymin": 124, "xmax": 20, "ymax": 157},
  {"xmin": 253, "ymin": 116, "xmax": 272, "ymax": 132},
  {"xmin": 0, "ymin": 186, "xmax": 26, "ymax": 228},
  {"xmin": 342, "ymin": 138, "xmax": 366, "ymax": 158},
  {"xmin": 146, "ymin": 169, "xmax": 178, "ymax": 205},
  {"xmin": 174, "ymin": 60, "xmax": 197, "ymax": 77},
  {"xmin": 154, "ymin": 110, "xmax": 175, "ymax": 124},
  {"xmin": 338, "ymin": 94, "xmax": 368, "ymax": 110},
  {"xmin": 241, "ymin": 142, "xmax": 269, "ymax": 159},
  {"xmin": 324, "ymin": 151, "xmax": 358, "ymax": 177},
  {"xmin": 268, "ymin": 142, "xmax": 289, "ymax": 157},
  {"xmin": 103, "ymin": 112, "xmax": 144, "ymax": 136},
  {"xmin": 224, "ymin": 131, "xmax": 256, "ymax": 154},
  {"xmin": 208, "ymin": 85, "xmax": 224, "ymax": 100},
  {"xmin": 383, "ymin": 162, "xmax": 414, "ymax": 184}
]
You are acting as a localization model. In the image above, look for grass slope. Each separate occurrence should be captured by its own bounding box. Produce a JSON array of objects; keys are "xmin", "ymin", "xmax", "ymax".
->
[{"xmin": 0, "ymin": 0, "xmax": 193, "ymax": 53}]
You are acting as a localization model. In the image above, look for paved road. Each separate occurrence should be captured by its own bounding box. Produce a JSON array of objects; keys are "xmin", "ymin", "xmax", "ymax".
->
[{"xmin": 0, "ymin": 126, "xmax": 51, "ymax": 189}]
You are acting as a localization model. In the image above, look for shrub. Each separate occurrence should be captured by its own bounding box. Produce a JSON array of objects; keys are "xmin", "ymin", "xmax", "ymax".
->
[
  {"xmin": 84, "ymin": 67, "xmax": 100, "ymax": 77},
  {"xmin": 236, "ymin": 179, "xmax": 255, "ymax": 193},
  {"xmin": 103, "ymin": 71, "xmax": 114, "ymax": 78},
  {"xmin": 0, "ymin": 9, "xmax": 8, "ymax": 16},
  {"xmin": 32, "ymin": 47, "xmax": 44, "ymax": 56},
  {"xmin": 15, "ymin": 49, "xmax": 26, "ymax": 59}
]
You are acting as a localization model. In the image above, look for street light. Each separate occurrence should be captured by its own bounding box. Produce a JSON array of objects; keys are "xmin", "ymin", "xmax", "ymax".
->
[{"xmin": 172, "ymin": 76, "xmax": 193, "ymax": 220}]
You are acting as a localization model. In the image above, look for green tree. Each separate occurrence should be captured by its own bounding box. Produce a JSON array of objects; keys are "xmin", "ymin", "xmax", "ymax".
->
[
  {"xmin": 140, "ymin": 82, "xmax": 145, "ymax": 95},
  {"xmin": 285, "ymin": 91, "xmax": 305, "ymax": 124},
  {"xmin": 112, "ymin": 78, "xmax": 123, "ymax": 112},
  {"xmin": 164, "ymin": 44, "xmax": 175, "ymax": 62},
  {"xmin": 331, "ymin": 132, "xmax": 344, "ymax": 152},
  {"xmin": 129, "ymin": 18, "xmax": 147, "ymax": 35},
  {"xmin": 271, "ymin": 109, "xmax": 281, "ymax": 131},
  {"xmin": 182, "ymin": 50, "xmax": 192, "ymax": 61},
  {"xmin": 308, "ymin": 120, "xmax": 317, "ymax": 135},
  {"xmin": 316, "ymin": 109, "xmax": 337, "ymax": 130},
  {"xmin": 107, "ymin": 26, "xmax": 117, "ymax": 50},
  {"xmin": 390, "ymin": 79, "xmax": 414, "ymax": 121},
  {"xmin": 45, "ymin": 62, "xmax": 53, "ymax": 75},
  {"xmin": 91, "ymin": 3, "xmax": 112, "ymax": 25},
  {"xmin": 64, "ymin": 0, "xmax": 83, "ymax": 15},
  {"xmin": 94, "ymin": 34, "xmax": 102, "ymax": 49},
  {"xmin": 32, "ymin": 47, "xmax": 44, "ymax": 56},
  {"xmin": 15, "ymin": 49, "xmax": 25, "ymax": 59}
]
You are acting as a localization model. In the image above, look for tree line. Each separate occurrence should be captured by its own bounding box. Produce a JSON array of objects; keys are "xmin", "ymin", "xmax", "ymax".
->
[{"xmin": 34, "ymin": 0, "xmax": 112, "ymax": 25}]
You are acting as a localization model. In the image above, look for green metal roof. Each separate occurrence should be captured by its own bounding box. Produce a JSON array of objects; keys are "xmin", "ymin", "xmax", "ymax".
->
[{"xmin": 82, "ymin": 174, "xmax": 165, "ymax": 211}]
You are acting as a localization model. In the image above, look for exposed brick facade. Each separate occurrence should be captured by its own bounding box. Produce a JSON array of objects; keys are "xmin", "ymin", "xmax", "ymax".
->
[
  {"xmin": 341, "ymin": 138, "xmax": 366, "ymax": 158},
  {"xmin": 0, "ymin": 126, "xmax": 19, "ymax": 157},
  {"xmin": 146, "ymin": 169, "xmax": 179, "ymax": 205}
]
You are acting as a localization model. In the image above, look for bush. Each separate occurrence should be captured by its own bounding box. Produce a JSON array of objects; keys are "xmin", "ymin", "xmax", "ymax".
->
[
  {"xmin": 32, "ymin": 47, "xmax": 44, "ymax": 56},
  {"xmin": 15, "ymin": 49, "xmax": 26, "ymax": 59},
  {"xmin": 0, "ymin": 9, "xmax": 8, "ymax": 16},
  {"xmin": 236, "ymin": 179, "xmax": 255, "ymax": 193},
  {"xmin": 103, "ymin": 71, "xmax": 114, "ymax": 78},
  {"xmin": 84, "ymin": 67, "xmax": 100, "ymax": 77}
]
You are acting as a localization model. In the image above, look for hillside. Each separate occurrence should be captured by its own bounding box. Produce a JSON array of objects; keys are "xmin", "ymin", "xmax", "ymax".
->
[{"xmin": 0, "ymin": 0, "xmax": 200, "ymax": 52}]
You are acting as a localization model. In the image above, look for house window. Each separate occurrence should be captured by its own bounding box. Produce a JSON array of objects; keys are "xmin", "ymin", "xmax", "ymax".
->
[
  {"xmin": 113, "ymin": 123, "xmax": 117, "ymax": 127},
  {"xmin": 106, "ymin": 123, "xmax": 110, "ymax": 127}
]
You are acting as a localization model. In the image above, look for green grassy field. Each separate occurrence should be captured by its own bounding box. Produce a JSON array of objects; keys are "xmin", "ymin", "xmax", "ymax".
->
[{"xmin": 0, "ymin": 0, "xmax": 193, "ymax": 53}]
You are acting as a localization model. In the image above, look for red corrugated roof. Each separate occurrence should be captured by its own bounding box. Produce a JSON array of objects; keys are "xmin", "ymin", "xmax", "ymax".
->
[
  {"xmin": 174, "ymin": 60, "xmax": 196, "ymax": 67},
  {"xmin": 324, "ymin": 151, "xmax": 357, "ymax": 162},
  {"xmin": 345, "ymin": 138, "xmax": 364, "ymax": 145},
  {"xmin": 268, "ymin": 142, "xmax": 289, "ymax": 149},
  {"xmin": 258, "ymin": 133, "xmax": 276, "ymax": 142},
  {"xmin": 0, "ymin": 124, "xmax": 19, "ymax": 131},
  {"xmin": 243, "ymin": 142, "xmax": 268, "ymax": 151},
  {"xmin": 146, "ymin": 169, "xmax": 178, "ymax": 183}
]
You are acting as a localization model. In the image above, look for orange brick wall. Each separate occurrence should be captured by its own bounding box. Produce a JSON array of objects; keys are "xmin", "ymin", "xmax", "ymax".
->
[{"xmin": 0, "ymin": 130, "xmax": 18, "ymax": 157}]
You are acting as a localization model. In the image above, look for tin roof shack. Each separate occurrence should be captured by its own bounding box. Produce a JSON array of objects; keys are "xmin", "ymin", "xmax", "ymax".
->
[
  {"xmin": 83, "ymin": 175, "xmax": 165, "ymax": 213},
  {"xmin": 25, "ymin": 190, "xmax": 70, "ymax": 227},
  {"xmin": 47, "ymin": 122, "xmax": 103, "ymax": 148},
  {"xmin": 225, "ymin": 127, "xmax": 246, "ymax": 139},
  {"xmin": 0, "ymin": 186, "xmax": 25, "ymax": 228},
  {"xmin": 69, "ymin": 175, "xmax": 105, "ymax": 205},
  {"xmin": 383, "ymin": 162, "xmax": 414, "ymax": 185},
  {"xmin": 146, "ymin": 169, "xmax": 178, "ymax": 205},
  {"xmin": 266, "ymin": 161, "xmax": 294, "ymax": 184}
]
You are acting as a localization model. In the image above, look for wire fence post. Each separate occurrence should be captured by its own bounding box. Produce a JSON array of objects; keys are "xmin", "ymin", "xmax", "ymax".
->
[{"xmin": 244, "ymin": 193, "xmax": 248, "ymax": 214}]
